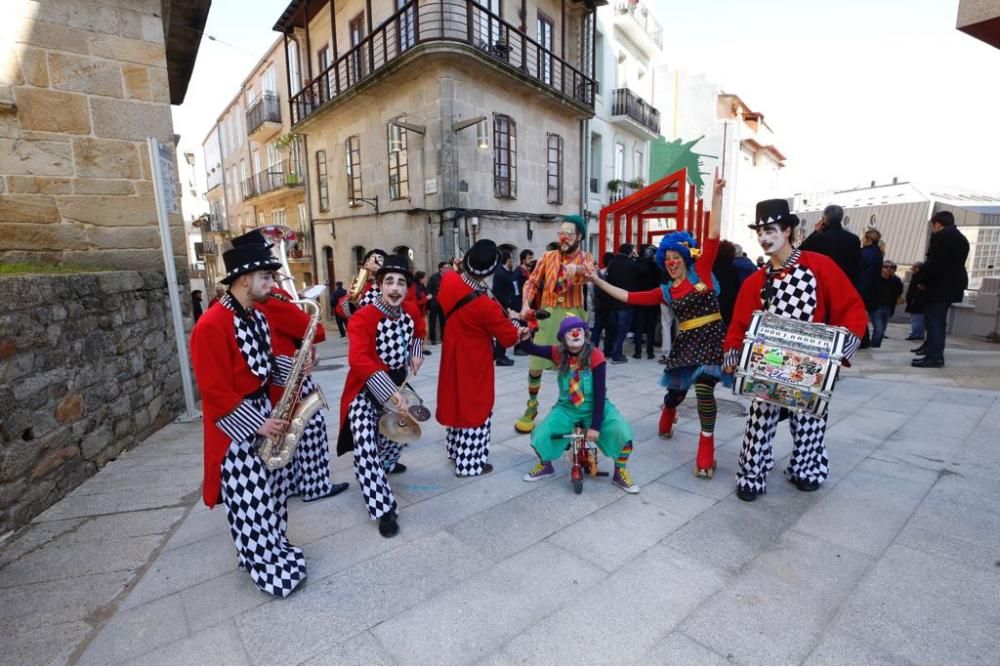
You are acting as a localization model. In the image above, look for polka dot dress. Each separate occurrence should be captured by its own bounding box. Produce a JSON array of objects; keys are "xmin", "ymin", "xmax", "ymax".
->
[{"xmin": 661, "ymin": 281, "xmax": 725, "ymax": 389}]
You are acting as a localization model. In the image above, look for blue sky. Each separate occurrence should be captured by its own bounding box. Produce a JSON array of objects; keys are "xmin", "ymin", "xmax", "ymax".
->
[{"xmin": 172, "ymin": 0, "xmax": 1000, "ymax": 195}]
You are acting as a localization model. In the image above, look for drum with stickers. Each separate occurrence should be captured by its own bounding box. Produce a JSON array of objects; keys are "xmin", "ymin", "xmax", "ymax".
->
[{"xmin": 733, "ymin": 311, "xmax": 850, "ymax": 416}]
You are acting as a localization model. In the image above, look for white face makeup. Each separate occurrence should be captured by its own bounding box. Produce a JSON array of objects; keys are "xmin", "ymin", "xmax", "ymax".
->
[
  {"xmin": 380, "ymin": 273, "xmax": 408, "ymax": 306},
  {"xmin": 365, "ymin": 254, "xmax": 385, "ymax": 273},
  {"xmin": 557, "ymin": 223, "xmax": 580, "ymax": 254},
  {"xmin": 757, "ymin": 224, "xmax": 788, "ymax": 256},
  {"xmin": 564, "ymin": 326, "xmax": 586, "ymax": 352},
  {"xmin": 245, "ymin": 270, "xmax": 276, "ymax": 302},
  {"xmin": 663, "ymin": 250, "xmax": 687, "ymax": 282}
]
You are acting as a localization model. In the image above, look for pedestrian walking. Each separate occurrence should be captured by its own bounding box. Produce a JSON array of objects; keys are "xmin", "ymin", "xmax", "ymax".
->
[{"xmin": 869, "ymin": 260, "xmax": 904, "ymax": 348}]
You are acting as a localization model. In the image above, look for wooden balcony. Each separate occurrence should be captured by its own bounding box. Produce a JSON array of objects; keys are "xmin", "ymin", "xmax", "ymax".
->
[{"xmin": 287, "ymin": 0, "xmax": 596, "ymax": 126}]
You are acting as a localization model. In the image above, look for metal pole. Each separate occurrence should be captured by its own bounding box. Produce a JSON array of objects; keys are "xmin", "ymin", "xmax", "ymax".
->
[{"xmin": 147, "ymin": 138, "xmax": 199, "ymax": 421}]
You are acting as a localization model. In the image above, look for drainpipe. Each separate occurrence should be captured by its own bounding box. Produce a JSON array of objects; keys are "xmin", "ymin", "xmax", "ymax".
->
[
  {"xmin": 301, "ymin": 133, "xmax": 320, "ymax": 290},
  {"xmin": 580, "ymin": 117, "xmax": 590, "ymax": 248}
]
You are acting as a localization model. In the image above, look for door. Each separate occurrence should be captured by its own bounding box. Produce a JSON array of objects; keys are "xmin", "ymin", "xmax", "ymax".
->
[
  {"xmin": 349, "ymin": 14, "xmax": 366, "ymax": 84},
  {"xmin": 537, "ymin": 13, "xmax": 554, "ymax": 85},
  {"xmin": 397, "ymin": 0, "xmax": 415, "ymax": 53}
]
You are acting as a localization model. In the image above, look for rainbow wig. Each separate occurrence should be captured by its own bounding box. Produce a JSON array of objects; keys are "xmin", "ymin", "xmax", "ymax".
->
[{"xmin": 655, "ymin": 231, "xmax": 701, "ymax": 268}]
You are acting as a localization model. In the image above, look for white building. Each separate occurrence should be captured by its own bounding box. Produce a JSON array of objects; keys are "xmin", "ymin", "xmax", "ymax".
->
[
  {"xmin": 179, "ymin": 150, "xmax": 208, "ymax": 293},
  {"xmin": 650, "ymin": 66, "xmax": 787, "ymax": 256}
]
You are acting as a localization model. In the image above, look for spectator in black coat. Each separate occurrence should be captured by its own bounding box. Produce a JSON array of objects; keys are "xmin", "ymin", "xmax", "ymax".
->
[
  {"xmin": 605, "ymin": 243, "xmax": 639, "ymax": 363},
  {"xmin": 712, "ymin": 240, "xmax": 743, "ymax": 326},
  {"xmin": 857, "ymin": 229, "xmax": 884, "ymax": 348},
  {"xmin": 426, "ymin": 261, "xmax": 451, "ymax": 344},
  {"xmin": 904, "ymin": 261, "xmax": 926, "ymax": 341},
  {"xmin": 591, "ymin": 252, "xmax": 617, "ymax": 355},
  {"xmin": 869, "ymin": 260, "xmax": 904, "ymax": 348},
  {"xmin": 330, "ymin": 281, "xmax": 348, "ymax": 336},
  {"xmin": 799, "ymin": 204, "xmax": 863, "ymax": 286},
  {"xmin": 191, "ymin": 290, "xmax": 204, "ymax": 322},
  {"xmin": 912, "ymin": 211, "xmax": 969, "ymax": 367},
  {"xmin": 732, "ymin": 245, "xmax": 756, "ymax": 283},
  {"xmin": 632, "ymin": 244, "xmax": 662, "ymax": 359},
  {"xmin": 492, "ymin": 251, "xmax": 517, "ymax": 365}
]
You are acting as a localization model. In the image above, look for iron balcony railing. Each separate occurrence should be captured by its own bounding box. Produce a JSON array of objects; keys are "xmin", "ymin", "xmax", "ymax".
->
[
  {"xmin": 612, "ymin": 1, "xmax": 663, "ymax": 50},
  {"xmin": 207, "ymin": 213, "xmax": 227, "ymax": 233},
  {"xmin": 242, "ymin": 160, "xmax": 304, "ymax": 200},
  {"xmin": 290, "ymin": 0, "xmax": 596, "ymax": 125},
  {"xmin": 246, "ymin": 92, "xmax": 281, "ymax": 135},
  {"xmin": 611, "ymin": 88, "xmax": 660, "ymax": 135}
]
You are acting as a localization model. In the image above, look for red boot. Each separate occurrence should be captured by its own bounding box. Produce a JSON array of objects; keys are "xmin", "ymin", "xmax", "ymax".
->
[
  {"xmin": 695, "ymin": 432, "xmax": 716, "ymax": 479},
  {"xmin": 658, "ymin": 406, "xmax": 677, "ymax": 439}
]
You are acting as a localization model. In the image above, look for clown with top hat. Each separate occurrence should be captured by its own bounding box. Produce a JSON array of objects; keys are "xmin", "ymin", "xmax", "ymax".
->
[
  {"xmin": 585, "ymin": 172, "xmax": 728, "ymax": 480},
  {"xmin": 518, "ymin": 315, "xmax": 638, "ymax": 493},
  {"xmin": 516, "ymin": 214, "xmax": 594, "ymax": 434},
  {"xmin": 722, "ymin": 198, "xmax": 867, "ymax": 501}
]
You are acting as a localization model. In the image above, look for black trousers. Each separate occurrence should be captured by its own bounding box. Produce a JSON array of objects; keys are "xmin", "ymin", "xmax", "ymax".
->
[
  {"xmin": 633, "ymin": 306, "xmax": 658, "ymax": 356},
  {"xmin": 428, "ymin": 301, "xmax": 446, "ymax": 343}
]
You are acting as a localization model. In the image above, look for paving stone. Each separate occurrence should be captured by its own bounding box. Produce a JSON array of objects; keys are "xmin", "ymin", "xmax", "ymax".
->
[
  {"xmin": 638, "ymin": 631, "xmax": 734, "ymax": 666},
  {"xmin": 0, "ymin": 570, "xmax": 133, "ymax": 635},
  {"xmin": 791, "ymin": 466, "xmax": 933, "ymax": 557},
  {"xmin": 498, "ymin": 544, "xmax": 728, "ymax": 665},
  {"xmin": 77, "ymin": 593, "xmax": 189, "ymax": 665},
  {"xmin": 547, "ymin": 482, "xmax": 716, "ymax": 572},
  {"xmin": 131, "ymin": 620, "xmax": 249, "ymax": 665},
  {"xmin": 162, "ymin": 503, "xmax": 230, "ymax": 552},
  {"xmin": 804, "ymin": 627, "xmax": 913, "ymax": 666},
  {"xmin": 0, "ymin": 533, "xmax": 161, "ymax": 588},
  {"xmin": 370, "ymin": 541, "xmax": 605, "ymax": 665},
  {"xmin": 237, "ymin": 530, "xmax": 488, "ymax": 665},
  {"xmin": 3, "ymin": 620, "xmax": 92, "ymax": 666},
  {"xmin": 178, "ymin": 570, "xmax": 271, "ymax": 630},
  {"xmin": 681, "ymin": 531, "xmax": 874, "ymax": 664},
  {"xmin": 301, "ymin": 630, "xmax": 395, "ymax": 666},
  {"xmin": 62, "ymin": 506, "xmax": 187, "ymax": 544},
  {"xmin": 0, "ymin": 516, "xmax": 83, "ymax": 568},
  {"xmin": 831, "ymin": 544, "xmax": 1000, "ymax": 664}
]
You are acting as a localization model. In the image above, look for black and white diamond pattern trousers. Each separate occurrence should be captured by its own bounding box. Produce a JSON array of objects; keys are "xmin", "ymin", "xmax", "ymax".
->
[
  {"xmin": 447, "ymin": 416, "xmax": 492, "ymax": 476},
  {"xmin": 289, "ymin": 410, "xmax": 334, "ymax": 501},
  {"xmin": 221, "ymin": 436, "xmax": 306, "ymax": 598},
  {"xmin": 737, "ymin": 400, "xmax": 829, "ymax": 494},
  {"xmin": 347, "ymin": 393, "xmax": 400, "ymax": 521}
]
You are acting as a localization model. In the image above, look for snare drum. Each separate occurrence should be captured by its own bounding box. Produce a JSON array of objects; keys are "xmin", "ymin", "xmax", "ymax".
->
[{"xmin": 732, "ymin": 311, "xmax": 850, "ymax": 416}]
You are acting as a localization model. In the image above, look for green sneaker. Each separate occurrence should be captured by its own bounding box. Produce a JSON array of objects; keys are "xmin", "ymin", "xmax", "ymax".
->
[{"xmin": 514, "ymin": 399, "xmax": 539, "ymax": 434}]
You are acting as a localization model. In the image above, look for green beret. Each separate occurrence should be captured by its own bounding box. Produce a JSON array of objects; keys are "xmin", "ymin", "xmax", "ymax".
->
[{"xmin": 561, "ymin": 214, "xmax": 587, "ymax": 237}]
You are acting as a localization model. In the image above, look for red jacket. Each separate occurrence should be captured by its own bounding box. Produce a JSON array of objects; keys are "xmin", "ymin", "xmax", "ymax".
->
[
  {"xmin": 436, "ymin": 271, "xmax": 520, "ymax": 427},
  {"xmin": 724, "ymin": 250, "xmax": 868, "ymax": 354},
  {"xmin": 257, "ymin": 287, "xmax": 326, "ymax": 405},
  {"xmin": 334, "ymin": 280, "xmax": 377, "ymax": 320},
  {"xmin": 190, "ymin": 302, "xmax": 272, "ymax": 507}
]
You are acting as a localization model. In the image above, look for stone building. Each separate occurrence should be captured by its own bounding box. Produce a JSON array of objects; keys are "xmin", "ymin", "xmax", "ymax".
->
[
  {"xmin": 199, "ymin": 37, "xmax": 313, "ymax": 292},
  {"xmin": 584, "ymin": 0, "xmax": 661, "ymax": 250},
  {"xmin": 0, "ymin": 0, "xmax": 210, "ymax": 533},
  {"xmin": 957, "ymin": 0, "xmax": 1000, "ymax": 49},
  {"xmin": 271, "ymin": 0, "xmax": 600, "ymax": 286}
]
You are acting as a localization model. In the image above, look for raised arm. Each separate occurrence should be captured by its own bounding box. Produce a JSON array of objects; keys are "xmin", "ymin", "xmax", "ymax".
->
[{"xmin": 708, "ymin": 170, "xmax": 725, "ymax": 241}]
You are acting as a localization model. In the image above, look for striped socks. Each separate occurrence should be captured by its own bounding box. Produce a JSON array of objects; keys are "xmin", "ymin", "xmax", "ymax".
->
[
  {"xmin": 527, "ymin": 370, "xmax": 542, "ymax": 400},
  {"xmin": 616, "ymin": 441, "xmax": 633, "ymax": 468},
  {"xmin": 694, "ymin": 381, "xmax": 717, "ymax": 434}
]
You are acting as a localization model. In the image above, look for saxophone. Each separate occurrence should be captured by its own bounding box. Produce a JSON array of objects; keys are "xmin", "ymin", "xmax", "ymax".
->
[
  {"xmin": 258, "ymin": 298, "xmax": 326, "ymax": 470},
  {"xmin": 347, "ymin": 268, "xmax": 370, "ymax": 303}
]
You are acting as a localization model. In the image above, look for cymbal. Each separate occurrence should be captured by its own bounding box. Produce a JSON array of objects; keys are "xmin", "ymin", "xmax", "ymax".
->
[{"xmin": 378, "ymin": 412, "xmax": 421, "ymax": 444}]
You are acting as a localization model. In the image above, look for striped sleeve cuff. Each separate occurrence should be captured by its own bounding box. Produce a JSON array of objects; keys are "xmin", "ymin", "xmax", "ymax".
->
[
  {"xmin": 272, "ymin": 355, "xmax": 293, "ymax": 387},
  {"xmin": 366, "ymin": 371, "xmax": 398, "ymax": 406},
  {"xmin": 842, "ymin": 334, "xmax": 861, "ymax": 361},
  {"xmin": 409, "ymin": 337, "xmax": 423, "ymax": 360},
  {"xmin": 343, "ymin": 301, "xmax": 356, "ymax": 318},
  {"xmin": 216, "ymin": 399, "xmax": 268, "ymax": 444},
  {"xmin": 724, "ymin": 348, "xmax": 741, "ymax": 369}
]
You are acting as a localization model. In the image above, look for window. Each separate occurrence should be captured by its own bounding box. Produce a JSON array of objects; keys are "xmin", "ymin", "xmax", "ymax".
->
[
  {"xmin": 257, "ymin": 212, "xmax": 266, "ymax": 228},
  {"xmin": 589, "ymin": 132, "xmax": 601, "ymax": 193},
  {"xmin": 349, "ymin": 14, "xmax": 366, "ymax": 85},
  {"xmin": 473, "ymin": 0, "xmax": 502, "ymax": 49},
  {"xmin": 633, "ymin": 149, "xmax": 643, "ymax": 185},
  {"xmin": 387, "ymin": 119, "xmax": 409, "ymax": 200},
  {"xmin": 272, "ymin": 207, "xmax": 287, "ymax": 228},
  {"xmin": 315, "ymin": 150, "xmax": 329, "ymax": 211},
  {"xmin": 239, "ymin": 160, "xmax": 248, "ymax": 198},
  {"xmin": 537, "ymin": 13, "xmax": 554, "ymax": 85},
  {"xmin": 286, "ymin": 43, "xmax": 300, "ymax": 94},
  {"xmin": 493, "ymin": 114, "xmax": 517, "ymax": 199},
  {"xmin": 245, "ymin": 87, "xmax": 256, "ymax": 107},
  {"xmin": 235, "ymin": 106, "xmax": 244, "ymax": 145},
  {"xmin": 346, "ymin": 135, "xmax": 362, "ymax": 206},
  {"xmin": 546, "ymin": 133, "xmax": 563, "ymax": 204},
  {"xmin": 317, "ymin": 44, "xmax": 333, "ymax": 99},
  {"xmin": 397, "ymin": 0, "xmax": 415, "ymax": 52},
  {"xmin": 297, "ymin": 203, "xmax": 310, "ymax": 258},
  {"xmin": 614, "ymin": 142, "xmax": 625, "ymax": 180}
]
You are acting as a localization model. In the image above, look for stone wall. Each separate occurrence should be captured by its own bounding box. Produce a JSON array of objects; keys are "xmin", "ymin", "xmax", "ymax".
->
[
  {"xmin": 0, "ymin": 0, "xmax": 187, "ymax": 270},
  {"xmin": 0, "ymin": 270, "xmax": 187, "ymax": 534}
]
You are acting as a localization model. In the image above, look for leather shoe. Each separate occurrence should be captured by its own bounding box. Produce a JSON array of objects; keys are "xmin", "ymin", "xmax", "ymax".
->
[
  {"xmin": 388, "ymin": 462, "xmax": 407, "ymax": 474},
  {"xmin": 302, "ymin": 481, "xmax": 349, "ymax": 502},
  {"xmin": 911, "ymin": 357, "xmax": 944, "ymax": 368},
  {"xmin": 456, "ymin": 463, "xmax": 494, "ymax": 477},
  {"xmin": 793, "ymin": 478, "xmax": 821, "ymax": 492},
  {"xmin": 905, "ymin": 336, "xmax": 922, "ymax": 341},
  {"xmin": 496, "ymin": 357, "xmax": 514, "ymax": 366},
  {"xmin": 378, "ymin": 511, "xmax": 399, "ymax": 538},
  {"xmin": 910, "ymin": 345, "xmax": 928, "ymax": 354},
  {"xmin": 736, "ymin": 486, "xmax": 760, "ymax": 502}
]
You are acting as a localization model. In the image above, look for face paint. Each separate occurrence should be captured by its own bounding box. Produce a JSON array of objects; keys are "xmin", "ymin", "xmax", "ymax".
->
[
  {"xmin": 663, "ymin": 250, "xmax": 687, "ymax": 281},
  {"xmin": 380, "ymin": 273, "xmax": 408, "ymax": 306},
  {"xmin": 558, "ymin": 224, "xmax": 580, "ymax": 254},
  {"xmin": 365, "ymin": 254, "xmax": 385, "ymax": 273},
  {"xmin": 757, "ymin": 224, "xmax": 788, "ymax": 256},
  {"xmin": 247, "ymin": 270, "xmax": 276, "ymax": 302},
  {"xmin": 564, "ymin": 327, "xmax": 586, "ymax": 352}
]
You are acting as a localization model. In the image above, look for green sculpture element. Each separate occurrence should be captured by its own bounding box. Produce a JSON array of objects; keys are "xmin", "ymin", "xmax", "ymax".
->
[{"xmin": 648, "ymin": 136, "xmax": 715, "ymax": 196}]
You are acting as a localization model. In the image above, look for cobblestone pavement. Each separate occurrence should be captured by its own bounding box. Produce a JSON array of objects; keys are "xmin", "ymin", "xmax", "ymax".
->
[{"xmin": 1, "ymin": 323, "xmax": 998, "ymax": 665}]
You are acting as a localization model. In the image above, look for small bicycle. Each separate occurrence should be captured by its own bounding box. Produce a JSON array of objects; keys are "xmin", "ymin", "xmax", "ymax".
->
[{"xmin": 553, "ymin": 421, "xmax": 608, "ymax": 494}]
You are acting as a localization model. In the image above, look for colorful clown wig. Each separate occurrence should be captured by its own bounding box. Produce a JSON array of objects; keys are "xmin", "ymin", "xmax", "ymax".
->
[{"xmin": 655, "ymin": 231, "xmax": 701, "ymax": 269}]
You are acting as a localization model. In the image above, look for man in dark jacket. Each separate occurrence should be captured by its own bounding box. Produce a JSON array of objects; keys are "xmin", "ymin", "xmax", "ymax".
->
[
  {"xmin": 869, "ymin": 261, "xmax": 904, "ymax": 348},
  {"xmin": 491, "ymin": 251, "xmax": 518, "ymax": 366},
  {"xmin": 857, "ymin": 229, "xmax": 883, "ymax": 348},
  {"xmin": 904, "ymin": 262, "xmax": 926, "ymax": 341},
  {"xmin": 605, "ymin": 243, "xmax": 639, "ymax": 363},
  {"xmin": 591, "ymin": 252, "xmax": 617, "ymax": 355},
  {"xmin": 330, "ymin": 281, "xmax": 348, "ymax": 336},
  {"xmin": 632, "ymin": 244, "xmax": 662, "ymax": 359},
  {"xmin": 426, "ymin": 261, "xmax": 451, "ymax": 345},
  {"xmin": 799, "ymin": 204, "xmax": 862, "ymax": 286},
  {"xmin": 913, "ymin": 211, "xmax": 969, "ymax": 367}
]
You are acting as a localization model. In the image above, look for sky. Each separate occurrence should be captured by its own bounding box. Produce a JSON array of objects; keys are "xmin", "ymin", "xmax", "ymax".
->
[{"xmin": 171, "ymin": 0, "xmax": 1000, "ymax": 199}]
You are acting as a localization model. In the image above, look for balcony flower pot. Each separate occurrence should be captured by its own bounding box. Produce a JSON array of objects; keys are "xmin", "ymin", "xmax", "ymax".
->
[
  {"xmin": 627, "ymin": 178, "xmax": 645, "ymax": 190},
  {"xmin": 285, "ymin": 173, "xmax": 302, "ymax": 186},
  {"xmin": 607, "ymin": 179, "xmax": 623, "ymax": 193}
]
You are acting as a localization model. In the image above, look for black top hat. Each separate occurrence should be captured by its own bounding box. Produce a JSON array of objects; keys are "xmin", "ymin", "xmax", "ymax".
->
[
  {"xmin": 375, "ymin": 254, "xmax": 413, "ymax": 284},
  {"xmin": 230, "ymin": 228, "xmax": 273, "ymax": 248},
  {"xmin": 750, "ymin": 199, "xmax": 799, "ymax": 230},
  {"xmin": 221, "ymin": 244, "xmax": 282, "ymax": 284},
  {"xmin": 364, "ymin": 248, "xmax": 388, "ymax": 262},
  {"xmin": 464, "ymin": 239, "xmax": 500, "ymax": 277}
]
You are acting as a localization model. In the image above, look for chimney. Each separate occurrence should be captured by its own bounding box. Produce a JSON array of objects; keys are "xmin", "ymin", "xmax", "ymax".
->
[
  {"xmin": 870, "ymin": 180, "xmax": 876, "ymax": 188},
  {"xmin": 892, "ymin": 177, "xmax": 898, "ymax": 184}
]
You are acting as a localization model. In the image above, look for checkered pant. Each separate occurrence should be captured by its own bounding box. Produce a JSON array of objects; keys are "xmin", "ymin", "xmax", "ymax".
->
[
  {"xmin": 289, "ymin": 410, "xmax": 334, "ymax": 501},
  {"xmin": 347, "ymin": 393, "xmax": 402, "ymax": 521},
  {"xmin": 221, "ymin": 435, "xmax": 306, "ymax": 598},
  {"xmin": 737, "ymin": 400, "xmax": 829, "ymax": 494},
  {"xmin": 447, "ymin": 416, "xmax": 491, "ymax": 476}
]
